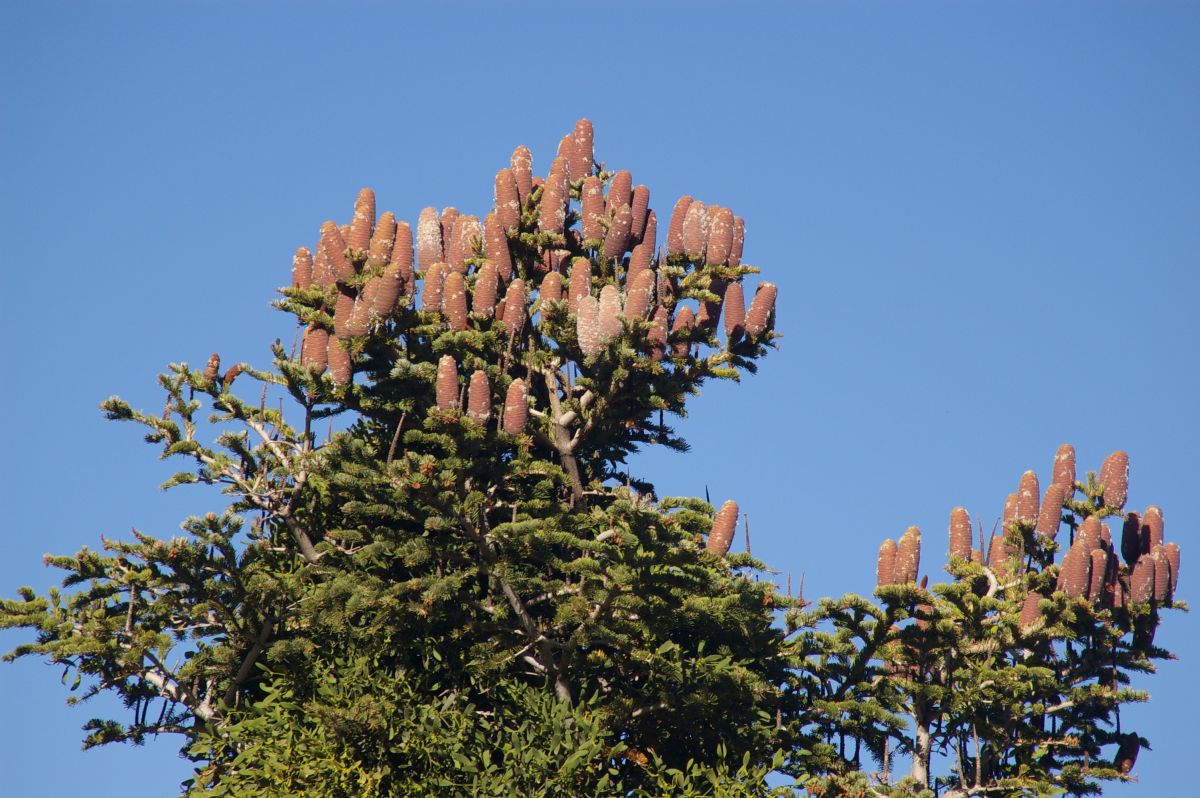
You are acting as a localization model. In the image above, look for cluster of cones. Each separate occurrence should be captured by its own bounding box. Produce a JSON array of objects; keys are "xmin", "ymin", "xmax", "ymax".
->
[
  {"xmin": 287, "ymin": 118, "xmax": 778, "ymax": 392},
  {"xmin": 872, "ymin": 444, "xmax": 1182, "ymax": 634},
  {"xmin": 433, "ymin": 355, "xmax": 528, "ymax": 435}
]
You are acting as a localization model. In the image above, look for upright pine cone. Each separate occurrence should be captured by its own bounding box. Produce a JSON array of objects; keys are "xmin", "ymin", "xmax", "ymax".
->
[
  {"xmin": 627, "ymin": 243, "xmax": 652, "ymax": 288},
  {"xmin": 606, "ymin": 170, "xmax": 632, "ymax": 216},
  {"xmin": 569, "ymin": 118, "xmax": 594, "ymax": 181},
  {"xmin": 948, "ymin": 506, "xmax": 972, "ymax": 562},
  {"xmin": 642, "ymin": 209, "xmax": 658, "ymax": 251},
  {"xmin": 222, "ymin": 364, "xmax": 241, "ymax": 387},
  {"xmin": 510, "ymin": 145, "xmax": 533, "ymax": 204},
  {"xmin": 581, "ymin": 176, "xmax": 604, "ymax": 241},
  {"xmin": 502, "ymin": 279, "xmax": 526, "ymax": 337},
  {"xmin": 417, "ymin": 207, "xmax": 443, "ymax": 269},
  {"xmin": 502, "ymin": 378, "xmax": 528, "ymax": 434},
  {"xmin": 649, "ymin": 306, "xmax": 668, "ymax": 361},
  {"xmin": 301, "ymin": 325, "xmax": 329, "ymax": 371},
  {"xmin": 1099, "ymin": 450, "xmax": 1129, "ymax": 509},
  {"xmin": 472, "ymin": 260, "xmax": 498, "ymax": 318},
  {"xmin": 1001, "ymin": 492, "xmax": 1019, "ymax": 530},
  {"xmin": 598, "ymin": 284, "xmax": 623, "ymax": 341},
  {"xmin": 670, "ymin": 306, "xmax": 694, "ymax": 358},
  {"xmin": 1036, "ymin": 483, "xmax": 1068, "ymax": 539},
  {"xmin": 1088, "ymin": 548, "xmax": 1110, "ymax": 603},
  {"xmin": 371, "ymin": 261, "xmax": 405, "ymax": 318},
  {"xmin": 667, "ymin": 196, "xmax": 693, "ymax": 256},
  {"xmin": 203, "ymin": 353, "xmax": 221, "ymax": 382},
  {"xmin": 467, "ymin": 370, "xmax": 490, "ymax": 423},
  {"xmin": 440, "ymin": 208, "xmax": 460, "ymax": 259},
  {"xmin": 393, "ymin": 221, "xmax": 415, "ymax": 294},
  {"xmin": 876, "ymin": 538, "xmax": 898, "ymax": 587},
  {"xmin": 348, "ymin": 188, "xmax": 375, "ymax": 253},
  {"xmin": 435, "ymin": 355, "xmax": 458, "ymax": 410},
  {"xmin": 1019, "ymin": 592, "xmax": 1045, "ymax": 630},
  {"xmin": 327, "ymin": 335, "xmax": 352, "ymax": 385},
  {"xmin": 1077, "ymin": 515, "xmax": 1102, "ymax": 552},
  {"xmin": 895, "ymin": 526, "xmax": 921, "ymax": 584},
  {"xmin": 1142, "ymin": 505, "xmax": 1164, "ymax": 550},
  {"xmin": 723, "ymin": 281, "xmax": 746, "ymax": 340},
  {"xmin": 1061, "ymin": 543, "xmax": 1091, "ymax": 598},
  {"xmin": 483, "ymin": 214, "xmax": 513, "ymax": 281},
  {"xmin": 630, "ymin": 185, "xmax": 650, "ymax": 242},
  {"xmin": 568, "ymin": 257, "xmax": 592, "ymax": 311},
  {"xmin": 1151, "ymin": 546, "xmax": 1170, "ymax": 602},
  {"xmin": 494, "ymin": 168, "xmax": 521, "ymax": 232},
  {"xmin": 1121, "ymin": 511, "xmax": 1144, "ymax": 567},
  {"xmin": 539, "ymin": 271, "xmax": 563, "ymax": 305},
  {"xmin": 538, "ymin": 158, "xmax": 568, "ymax": 235},
  {"xmin": 624, "ymin": 269, "xmax": 654, "ymax": 321},
  {"xmin": 603, "ymin": 204, "xmax": 633, "ymax": 260},
  {"xmin": 453, "ymin": 215, "xmax": 481, "ymax": 272},
  {"xmin": 346, "ymin": 295, "xmax": 370, "ymax": 337},
  {"xmin": 682, "ymin": 201, "xmax": 708, "ymax": 261},
  {"xmin": 443, "ymin": 271, "xmax": 468, "ymax": 331},
  {"xmin": 292, "ymin": 247, "xmax": 313, "ymax": 289},
  {"xmin": 421, "ymin": 263, "xmax": 446, "ymax": 312},
  {"xmin": 333, "ymin": 289, "xmax": 355, "ymax": 338},
  {"xmin": 1130, "ymin": 556, "xmax": 1155, "ymax": 604},
  {"xmin": 1017, "ymin": 470, "xmax": 1040, "ymax": 524},
  {"xmin": 577, "ymin": 295, "xmax": 602, "ymax": 357},
  {"xmin": 656, "ymin": 270, "xmax": 675, "ymax": 308},
  {"xmin": 1052, "ymin": 443, "xmax": 1076, "ymax": 494},
  {"xmin": 706, "ymin": 500, "xmax": 739, "ymax": 556},
  {"xmin": 744, "ymin": 282, "xmax": 777, "ymax": 336},
  {"xmin": 729, "ymin": 216, "xmax": 745, "ymax": 266},
  {"xmin": 697, "ymin": 278, "xmax": 725, "ymax": 331},
  {"xmin": 1161, "ymin": 542, "xmax": 1180, "ymax": 597},
  {"xmin": 367, "ymin": 211, "xmax": 397, "ymax": 269},
  {"xmin": 445, "ymin": 215, "xmax": 465, "ymax": 273},
  {"xmin": 320, "ymin": 222, "xmax": 355, "ymax": 283},
  {"xmin": 705, "ymin": 207, "xmax": 734, "ymax": 266},
  {"xmin": 988, "ymin": 533, "xmax": 1014, "ymax": 581}
]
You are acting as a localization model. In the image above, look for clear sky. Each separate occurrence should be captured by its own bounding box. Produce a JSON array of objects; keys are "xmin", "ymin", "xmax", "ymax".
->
[{"xmin": 1, "ymin": 1, "xmax": 1197, "ymax": 795}]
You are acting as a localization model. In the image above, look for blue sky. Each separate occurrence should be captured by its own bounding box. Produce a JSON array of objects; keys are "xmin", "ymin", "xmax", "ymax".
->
[{"xmin": 1, "ymin": 1, "xmax": 1197, "ymax": 794}]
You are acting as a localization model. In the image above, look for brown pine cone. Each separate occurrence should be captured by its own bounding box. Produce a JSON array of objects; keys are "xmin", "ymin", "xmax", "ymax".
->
[
  {"xmin": 603, "ymin": 204, "xmax": 632, "ymax": 260},
  {"xmin": 494, "ymin": 169, "xmax": 521, "ymax": 231},
  {"xmin": 948, "ymin": 506, "xmax": 973, "ymax": 562},
  {"xmin": 723, "ymin": 282, "xmax": 746, "ymax": 340},
  {"xmin": 502, "ymin": 378, "xmax": 528, "ymax": 434},
  {"xmin": 697, "ymin": 278, "xmax": 725, "ymax": 331},
  {"xmin": 371, "ymin": 261, "xmax": 405, "ymax": 318},
  {"xmin": 1017, "ymin": 470, "xmax": 1040, "ymax": 524},
  {"xmin": 1088, "ymin": 548, "xmax": 1110, "ymax": 603},
  {"xmin": 1099, "ymin": 451, "xmax": 1129, "ymax": 509},
  {"xmin": 435, "ymin": 355, "xmax": 458, "ymax": 410},
  {"xmin": 744, "ymin": 282, "xmax": 777, "ymax": 336},
  {"xmin": 667, "ymin": 196, "xmax": 693, "ymax": 256},
  {"xmin": 417, "ymin": 207, "xmax": 443, "ymax": 269},
  {"xmin": 421, "ymin": 263, "xmax": 446, "ymax": 312},
  {"xmin": 670, "ymin": 306, "xmax": 694, "ymax": 358},
  {"xmin": 467, "ymin": 370, "xmax": 490, "ymax": 423},
  {"xmin": 606, "ymin": 169, "xmax": 632, "ymax": 216},
  {"xmin": 876, "ymin": 538, "xmax": 898, "ymax": 587},
  {"xmin": 327, "ymin": 335, "xmax": 352, "ymax": 385},
  {"xmin": 538, "ymin": 170, "xmax": 567, "ymax": 235},
  {"xmin": 599, "ymin": 284, "xmax": 623, "ymax": 341},
  {"xmin": 1121, "ymin": 511, "xmax": 1144, "ymax": 567},
  {"xmin": 1078, "ymin": 515, "xmax": 1102, "ymax": 552},
  {"xmin": 729, "ymin": 216, "xmax": 745, "ymax": 267},
  {"xmin": 630, "ymin": 185, "xmax": 650, "ymax": 242},
  {"xmin": 895, "ymin": 526, "xmax": 921, "ymax": 584},
  {"xmin": 1036, "ymin": 483, "xmax": 1068, "ymax": 540},
  {"xmin": 682, "ymin": 201, "xmax": 707, "ymax": 261},
  {"xmin": 649, "ymin": 306, "xmax": 668, "ymax": 361},
  {"xmin": 511, "ymin": 145, "xmax": 534, "ymax": 204},
  {"xmin": 393, "ymin": 221, "xmax": 415, "ymax": 294},
  {"xmin": 453, "ymin": 215, "xmax": 481, "ymax": 273},
  {"xmin": 1142, "ymin": 505, "xmax": 1164, "ymax": 551},
  {"xmin": 203, "ymin": 353, "xmax": 221, "ymax": 382},
  {"xmin": 1114, "ymin": 732, "xmax": 1140, "ymax": 775},
  {"xmin": 445, "ymin": 214, "xmax": 465, "ymax": 273},
  {"xmin": 472, "ymin": 260, "xmax": 498, "ymax": 318},
  {"xmin": 440, "ymin": 207, "xmax": 460, "ymax": 261},
  {"xmin": 706, "ymin": 500, "xmax": 739, "ymax": 556},
  {"xmin": 1019, "ymin": 592, "xmax": 1045, "ymax": 630},
  {"xmin": 580, "ymin": 176, "xmax": 604, "ymax": 241},
  {"xmin": 539, "ymin": 271, "xmax": 563, "ymax": 305},
  {"xmin": 1052, "ymin": 443, "xmax": 1076, "ymax": 494},
  {"xmin": 333, "ymin": 289, "xmax": 356, "ymax": 338},
  {"xmin": 348, "ymin": 188, "xmax": 375, "ymax": 253},
  {"xmin": 301, "ymin": 325, "xmax": 329, "ymax": 371},
  {"xmin": 222, "ymin": 364, "xmax": 241, "ymax": 387},
  {"xmin": 989, "ymin": 532, "xmax": 1014, "ymax": 581},
  {"xmin": 1061, "ymin": 542, "xmax": 1091, "ymax": 598},
  {"xmin": 1151, "ymin": 546, "xmax": 1170, "ymax": 602},
  {"xmin": 569, "ymin": 118, "xmax": 594, "ymax": 181},
  {"xmin": 483, "ymin": 214, "xmax": 513, "ymax": 281},
  {"xmin": 642, "ymin": 209, "xmax": 658, "ymax": 252},
  {"xmin": 1130, "ymin": 556, "xmax": 1154, "ymax": 604},
  {"xmin": 502, "ymin": 279, "xmax": 526, "ymax": 336},
  {"xmin": 568, "ymin": 257, "xmax": 592, "ymax": 311},
  {"xmin": 576, "ymin": 295, "xmax": 602, "ymax": 357},
  {"xmin": 624, "ymin": 269, "xmax": 654, "ymax": 321},
  {"xmin": 1002, "ymin": 492, "xmax": 1019, "ymax": 530},
  {"xmin": 443, "ymin": 271, "xmax": 468, "ymax": 331},
  {"xmin": 320, "ymin": 221, "xmax": 355, "ymax": 283},
  {"xmin": 346, "ymin": 295, "xmax": 371, "ymax": 336},
  {"xmin": 292, "ymin": 247, "xmax": 313, "ymax": 289},
  {"xmin": 705, "ymin": 207, "xmax": 734, "ymax": 266},
  {"xmin": 1164, "ymin": 541, "xmax": 1181, "ymax": 598},
  {"xmin": 367, "ymin": 211, "xmax": 397, "ymax": 269},
  {"xmin": 627, "ymin": 243, "xmax": 652, "ymax": 289}
]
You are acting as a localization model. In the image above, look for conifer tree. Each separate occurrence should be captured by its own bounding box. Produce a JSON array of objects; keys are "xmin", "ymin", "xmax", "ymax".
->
[{"xmin": 1, "ymin": 121, "xmax": 1182, "ymax": 797}]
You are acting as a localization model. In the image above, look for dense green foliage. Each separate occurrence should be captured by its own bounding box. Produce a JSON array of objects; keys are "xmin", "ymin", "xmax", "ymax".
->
[{"xmin": 2, "ymin": 121, "xmax": 1182, "ymax": 797}]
